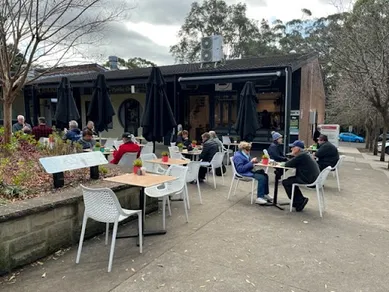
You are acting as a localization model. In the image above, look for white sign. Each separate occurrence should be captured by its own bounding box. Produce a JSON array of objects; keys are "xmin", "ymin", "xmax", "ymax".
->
[
  {"xmin": 319, "ymin": 124, "xmax": 340, "ymax": 148},
  {"xmin": 40, "ymin": 151, "xmax": 108, "ymax": 174}
]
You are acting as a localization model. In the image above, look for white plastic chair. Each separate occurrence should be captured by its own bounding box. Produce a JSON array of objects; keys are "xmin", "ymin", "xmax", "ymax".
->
[
  {"xmin": 290, "ymin": 166, "xmax": 332, "ymax": 218},
  {"xmin": 103, "ymin": 138, "xmax": 116, "ymax": 150},
  {"xmin": 228, "ymin": 157, "xmax": 256, "ymax": 204},
  {"xmin": 185, "ymin": 161, "xmax": 203, "ymax": 208},
  {"xmin": 168, "ymin": 146, "xmax": 190, "ymax": 160},
  {"xmin": 222, "ymin": 136, "xmax": 231, "ymax": 148},
  {"xmin": 140, "ymin": 153, "xmax": 166, "ymax": 174},
  {"xmin": 222, "ymin": 146, "xmax": 233, "ymax": 165},
  {"xmin": 331, "ymin": 155, "xmax": 346, "ymax": 192},
  {"xmin": 170, "ymin": 142, "xmax": 176, "ymax": 147},
  {"xmin": 200, "ymin": 152, "xmax": 225, "ymax": 189},
  {"xmin": 76, "ymin": 185, "xmax": 142, "ymax": 273},
  {"xmin": 118, "ymin": 152, "xmax": 138, "ymax": 168},
  {"xmin": 114, "ymin": 140, "xmax": 123, "ymax": 149},
  {"xmin": 141, "ymin": 142, "xmax": 153, "ymax": 155},
  {"xmin": 144, "ymin": 165, "xmax": 188, "ymax": 229}
]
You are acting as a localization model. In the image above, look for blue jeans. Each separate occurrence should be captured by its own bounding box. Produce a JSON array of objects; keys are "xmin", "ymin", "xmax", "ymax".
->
[{"xmin": 253, "ymin": 173, "xmax": 269, "ymax": 198}]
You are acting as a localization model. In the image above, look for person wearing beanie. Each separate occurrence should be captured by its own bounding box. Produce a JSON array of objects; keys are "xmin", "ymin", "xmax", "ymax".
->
[{"xmin": 267, "ymin": 131, "xmax": 287, "ymax": 162}]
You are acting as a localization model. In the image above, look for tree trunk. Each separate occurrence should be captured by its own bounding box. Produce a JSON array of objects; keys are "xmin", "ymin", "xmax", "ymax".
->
[
  {"xmin": 380, "ymin": 124, "xmax": 387, "ymax": 162},
  {"xmin": 373, "ymin": 122, "xmax": 379, "ymax": 156},
  {"xmin": 365, "ymin": 125, "xmax": 370, "ymax": 149},
  {"xmin": 2, "ymin": 101, "xmax": 13, "ymax": 144}
]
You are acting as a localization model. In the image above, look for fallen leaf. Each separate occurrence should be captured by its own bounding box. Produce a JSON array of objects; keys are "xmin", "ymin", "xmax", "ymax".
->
[
  {"xmin": 246, "ymin": 279, "xmax": 251, "ymax": 284},
  {"xmin": 303, "ymin": 221, "xmax": 309, "ymax": 224},
  {"xmin": 42, "ymin": 273, "xmax": 46, "ymax": 278},
  {"xmin": 62, "ymin": 276, "xmax": 66, "ymax": 279},
  {"xmin": 131, "ymin": 268, "xmax": 136, "ymax": 272},
  {"xmin": 157, "ymin": 264, "xmax": 164, "ymax": 268},
  {"xmin": 8, "ymin": 275, "xmax": 15, "ymax": 282},
  {"xmin": 200, "ymin": 286, "xmax": 206, "ymax": 288}
]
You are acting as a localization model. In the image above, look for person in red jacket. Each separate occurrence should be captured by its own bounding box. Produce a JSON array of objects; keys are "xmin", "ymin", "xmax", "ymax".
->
[{"xmin": 110, "ymin": 133, "xmax": 141, "ymax": 164}]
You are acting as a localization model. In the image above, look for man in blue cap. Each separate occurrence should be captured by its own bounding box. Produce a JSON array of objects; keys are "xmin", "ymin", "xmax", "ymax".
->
[{"xmin": 282, "ymin": 140, "xmax": 320, "ymax": 212}]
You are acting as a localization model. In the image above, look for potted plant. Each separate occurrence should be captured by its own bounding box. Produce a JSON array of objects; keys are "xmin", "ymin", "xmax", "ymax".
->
[
  {"xmin": 133, "ymin": 159, "xmax": 143, "ymax": 174},
  {"xmin": 191, "ymin": 140, "xmax": 197, "ymax": 148},
  {"xmin": 161, "ymin": 151, "xmax": 169, "ymax": 162},
  {"xmin": 94, "ymin": 142, "xmax": 101, "ymax": 151},
  {"xmin": 177, "ymin": 143, "xmax": 184, "ymax": 152},
  {"xmin": 261, "ymin": 153, "xmax": 270, "ymax": 165},
  {"xmin": 48, "ymin": 134, "xmax": 55, "ymax": 143}
]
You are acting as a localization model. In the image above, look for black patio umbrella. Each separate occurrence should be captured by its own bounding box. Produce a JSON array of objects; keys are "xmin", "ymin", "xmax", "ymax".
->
[
  {"xmin": 55, "ymin": 77, "xmax": 80, "ymax": 127},
  {"xmin": 141, "ymin": 66, "xmax": 177, "ymax": 150},
  {"xmin": 233, "ymin": 81, "xmax": 260, "ymax": 142},
  {"xmin": 87, "ymin": 74, "xmax": 115, "ymax": 132}
]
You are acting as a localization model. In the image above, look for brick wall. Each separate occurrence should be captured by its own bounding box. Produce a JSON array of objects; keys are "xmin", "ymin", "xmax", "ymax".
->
[
  {"xmin": 0, "ymin": 184, "xmax": 158, "ymax": 274},
  {"xmin": 299, "ymin": 59, "xmax": 326, "ymax": 145}
]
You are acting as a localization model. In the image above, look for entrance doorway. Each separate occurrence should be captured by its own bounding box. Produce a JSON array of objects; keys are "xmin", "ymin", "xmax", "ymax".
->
[{"xmin": 118, "ymin": 98, "xmax": 142, "ymax": 136}]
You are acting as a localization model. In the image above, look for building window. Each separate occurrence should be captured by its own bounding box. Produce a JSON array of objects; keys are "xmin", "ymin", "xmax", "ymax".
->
[
  {"xmin": 214, "ymin": 94, "xmax": 237, "ymax": 131},
  {"xmin": 256, "ymin": 92, "xmax": 283, "ymax": 130},
  {"xmin": 118, "ymin": 98, "xmax": 142, "ymax": 136}
]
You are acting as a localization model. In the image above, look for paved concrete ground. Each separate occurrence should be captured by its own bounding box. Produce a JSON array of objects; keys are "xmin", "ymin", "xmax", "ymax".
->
[{"xmin": 1, "ymin": 146, "xmax": 389, "ymax": 292}]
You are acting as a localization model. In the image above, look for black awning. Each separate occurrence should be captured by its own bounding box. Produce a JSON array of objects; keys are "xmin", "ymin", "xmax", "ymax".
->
[{"xmin": 178, "ymin": 71, "xmax": 282, "ymax": 85}]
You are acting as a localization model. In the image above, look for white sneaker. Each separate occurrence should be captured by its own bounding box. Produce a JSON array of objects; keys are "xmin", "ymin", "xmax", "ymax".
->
[
  {"xmin": 264, "ymin": 194, "xmax": 273, "ymax": 201},
  {"xmin": 255, "ymin": 197, "xmax": 268, "ymax": 205}
]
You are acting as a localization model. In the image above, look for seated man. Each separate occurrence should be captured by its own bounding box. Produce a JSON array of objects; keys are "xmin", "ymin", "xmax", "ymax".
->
[
  {"xmin": 267, "ymin": 131, "xmax": 288, "ymax": 162},
  {"xmin": 32, "ymin": 117, "xmax": 53, "ymax": 141},
  {"xmin": 233, "ymin": 142, "xmax": 271, "ymax": 205},
  {"xmin": 12, "ymin": 115, "xmax": 32, "ymax": 134},
  {"xmin": 63, "ymin": 120, "xmax": 81, "ymax": 142},
  {"xmin": 83, "ymin": 121, "xmax": 98, "ymax": 136},
  {"xmin": 110, "ymin": 132, "xmax": 141, "ymax": 164},
  {"xmin": 198, "ymin": 132, "xmax": 219, "ymax": 182},
  {"xmin": 209, "ymin": 131, "xmax": 224, "ymax": 152},
  {"xmin": 314, "ymin": 134, "xmax": 339, "ymax": 171},
  {"xmin": 282, "ymin": 140, "xmax": 320, "ymax": 212},
  {"xmin": 78, "ymin": 129, "xmax": 96, "ymax": 150}
]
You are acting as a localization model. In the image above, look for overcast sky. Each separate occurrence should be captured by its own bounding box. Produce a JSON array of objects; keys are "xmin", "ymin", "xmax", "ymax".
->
[{"xmin": 85, "ymin": 0, "xmax": 353, "ymax": 66}]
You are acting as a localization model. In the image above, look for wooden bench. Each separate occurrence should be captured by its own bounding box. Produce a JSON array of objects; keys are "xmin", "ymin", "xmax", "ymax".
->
[{"xmin": 39, "ymin": 151, "xmax": 108, "ymax": 188}]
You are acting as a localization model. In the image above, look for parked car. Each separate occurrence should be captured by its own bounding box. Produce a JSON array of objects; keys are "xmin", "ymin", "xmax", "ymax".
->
[
  {"xmin": 338, "ymin": 132, "xmax": 365, "ymax": 143},
  {"xmin": 378, "ymin": 132, "xmax": 389, "ymax": 142},
  {"xmin": 378, "ymin": 141, "xmax": 389, "ymax": 154}
]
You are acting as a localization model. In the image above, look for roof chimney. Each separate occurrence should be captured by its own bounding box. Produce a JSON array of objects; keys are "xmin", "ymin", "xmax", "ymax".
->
[{"xmin": 108, "ymin": 56, "xmax": 118, "ymax": 70}]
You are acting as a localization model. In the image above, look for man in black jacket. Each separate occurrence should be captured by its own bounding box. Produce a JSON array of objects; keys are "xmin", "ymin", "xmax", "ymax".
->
[
  {"xmin": 198, "ymin": 132, "xmax": 219, "ymax": 182},
  {"xmin": 314, "ymin": 135, "xmax": 339, "ymax": 170},
  {"xmin": 282, "ymin": 140, "xmax": 320, "ymax": 212}
]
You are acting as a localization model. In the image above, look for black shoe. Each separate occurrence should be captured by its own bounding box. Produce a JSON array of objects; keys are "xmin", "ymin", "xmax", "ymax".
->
[
  {"xmin": 296, "ymin": 198, "xmax": 309, "ymax": 212},
  {"xmin": 190, "ymin": 180, "xmax": 197, "ymax": 184},
  {"xmin": 198, "ymin": 178, "xmax": 205, "ymax": 183}
]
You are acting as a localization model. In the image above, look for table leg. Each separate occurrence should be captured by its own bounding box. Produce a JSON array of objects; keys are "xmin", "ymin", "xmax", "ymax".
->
[{"xmin": 116, "ymin": 187, "xmax": 166, "ymax": 240}]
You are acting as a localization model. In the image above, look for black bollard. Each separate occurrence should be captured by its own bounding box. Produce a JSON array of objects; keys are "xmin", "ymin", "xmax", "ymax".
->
[
  {"xmin": 53, "ymin": 172, "xmax": 65, "ymax": 188},
  {"xmin": 90, "ymin": 166, "xmax": 99, "ymax": 180}
]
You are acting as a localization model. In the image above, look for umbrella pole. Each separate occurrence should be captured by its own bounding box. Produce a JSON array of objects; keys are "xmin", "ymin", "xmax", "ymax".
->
[{"xmin": 153, "ymin": 141, "xmax": 156, "ymax": 153}]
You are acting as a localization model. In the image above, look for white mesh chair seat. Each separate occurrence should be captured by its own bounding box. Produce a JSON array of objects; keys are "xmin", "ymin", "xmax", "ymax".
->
[
  {"xmin": 118, "ymin": 152, "xmax": 138, "ymax": 168},
  {"xmin": 331, "ymin": 155, "xmax": 346, "ymax": 192},
  {"xmin": 200, "ymin": 152, "xmax": 225, "ymax": 189},
  {"xmin": 184, "ymin": 161, "xmax": 203, "ymax": 208},
  {"xmin": 76, "ymin": 185, "xmax": 142, "ymax": 272},
  {"xmin": 144, "ymin": 165, "xmax": 189, "ymax": 229},
  {"xmin": 290, "ymin": 166, "xmax": 332, "ymax": 218},
  {"xmin": 140, "ymin": 153, "xmax": 166, "ymax": 174},
  {"xmin": 228, "ymin": 157, "xmax": 256, "ymax": 204}
]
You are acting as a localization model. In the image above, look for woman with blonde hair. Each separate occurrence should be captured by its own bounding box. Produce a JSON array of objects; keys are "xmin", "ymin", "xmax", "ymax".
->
[{"xmin": 233, "ymin": 141, "xmax": 271, "ymax": 204}]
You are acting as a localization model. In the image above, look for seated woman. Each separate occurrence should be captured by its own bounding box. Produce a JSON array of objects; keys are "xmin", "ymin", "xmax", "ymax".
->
[
  {"xmin": 267, "ymin": 131, "xmax": 288, "ymax": 162},
  {"xmin": 233, "ymin": 142, "xmax": 272, "ymax": 205}
]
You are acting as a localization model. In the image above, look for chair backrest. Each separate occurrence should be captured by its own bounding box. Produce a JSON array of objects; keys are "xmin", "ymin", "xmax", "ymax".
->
[
  {"xmin": 222, "ymin": 136, "xmax": 231, "ymax": 145},
  {"xmin": 114, "ymin": 140, "xmax": 123, "ymax": 149},
  {"xmin": 186, "ymin": 161, "xmax": 201, "ymax": 182},
  {"xmin": 313, "ymin": 166, "xmax": 332, "ymax": 187},
  {"xmin": 165, "ymin": 165, "xmax": 188, "ymax": 192},
  {"xmin": 118, "ymin": 152, "xmax": 137, "ymax": 167},
  {"xmin": 169, "ymin": 146, "xmax": 185, "ymax": 160},
  {"xmin": 333, "ymin": 155, "xmax": 346, "ymax": 170},
  {"xmin": 229, "ymin": 157, "xmax": 241, "ymax": 178},
  {"xmin": 210, "ymin": 152, "xmax": 225, "ymax": 168},
  {"xmin": 39, "ymin": 137, "xmax": 49, "ymax": 145},
  {"xmin": 103, "ymin": 138, "xmax": 116, "ymax": 150},
  {"xmin": 141, "ymin": 143, "xmax": 153, "ymax": 155},
  {"xmin": 141, "ymin": 153, "xmax": 157, "ymax": 172},
  {"xmin": 170, "ymin": 142, "xmax": 176, "ymax": 147},
  {"xmin": 80, "ymin": 185, "xmax": 122, "ymax": 223},
  {"xmin": 137, "ymin": 127, "xmax": 143, "ymax": 137}
]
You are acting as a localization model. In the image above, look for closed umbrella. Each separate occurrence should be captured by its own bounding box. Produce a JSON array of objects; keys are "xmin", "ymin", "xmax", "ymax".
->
[
  {"xmin": 141, "ymin": 67, "xmax": 177, "ymax": 150},
  {"xmin": 233, "ymin": 81, "xmax": 260, "ymax": 142},
  {"xmin": 55, "ymin": 77, "xmax": 80, "ymax": 125},
  {"xmin": 87, "ymin": 74, "xmax": 115, "ymax": 132}
]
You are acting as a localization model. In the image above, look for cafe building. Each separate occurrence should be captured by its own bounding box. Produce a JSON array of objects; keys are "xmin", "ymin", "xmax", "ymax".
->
[{"xmin": 21, "ymin": 52, "xmax": 325, "ymax": 147}]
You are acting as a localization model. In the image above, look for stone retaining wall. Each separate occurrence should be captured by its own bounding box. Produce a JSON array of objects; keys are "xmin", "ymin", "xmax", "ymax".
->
[{"xmin": 0, "ymin": 181, "xmax": 158, "ymax": 274}]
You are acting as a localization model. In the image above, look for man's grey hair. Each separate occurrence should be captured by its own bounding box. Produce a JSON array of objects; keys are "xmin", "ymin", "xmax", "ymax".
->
[
  {"xmin": 69, "ymin": 120, "xmax": 78, "ymax": 129},
  {"xmin": 17, "ymin": 115, "xmax": 25, "ymax": 121},
  {"xmin": 209, "ymin": 131, "xmax": 217, "ymax": 138}
]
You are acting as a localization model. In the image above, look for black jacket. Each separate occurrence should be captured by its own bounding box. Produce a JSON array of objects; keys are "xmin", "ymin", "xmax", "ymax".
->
[
  {"xmin": 268, "ymin": 142, "xmax": 287, "ymax": 162},
  {"xmin": 199, "ymin": 139, "xmax": 218, "ymax": 162},
  {"xmin": 315, "ymin": 141, "xmax": 339, "ymax": 169},
  {"xmin": 285, "ymin": 152, "xmax": 320, "ymax": 184}
]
